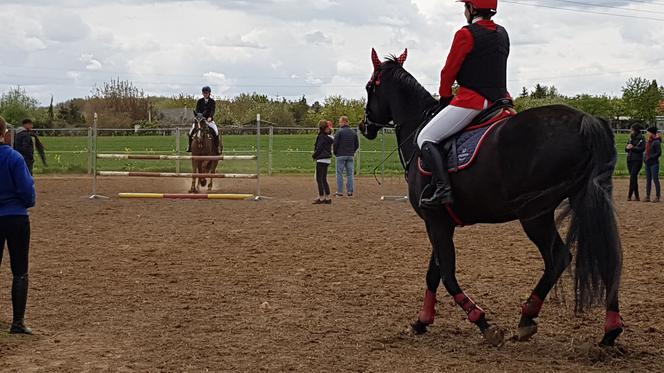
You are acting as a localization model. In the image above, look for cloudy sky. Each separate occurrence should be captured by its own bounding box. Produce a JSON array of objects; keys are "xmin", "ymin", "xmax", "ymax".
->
[{"xmin": 1, "ymin": 0, "xmax": 663, "ymax": 105}]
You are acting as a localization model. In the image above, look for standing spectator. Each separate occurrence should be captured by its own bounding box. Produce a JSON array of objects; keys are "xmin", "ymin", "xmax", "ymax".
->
[
  {"xmin": 626, "ymin": 124, "xmax": 646, "ymax": 201},
  {"xmin": 312, "ymin": 120, "xmax": 334, "ymax": 204},
  {"xmin": 0, "ymin": 116, "xmax": 36, "ymax": 334},
  {"xmin": 13, "ymin": 119, "xmax": 46, "ymax": 175},
  {"xmin": 333, "ymin": 116, "xmax": 359, "ymax": 197},
  {"xmin": 644, "ymin": 126, "xmax": 661, "ymax": 202}
]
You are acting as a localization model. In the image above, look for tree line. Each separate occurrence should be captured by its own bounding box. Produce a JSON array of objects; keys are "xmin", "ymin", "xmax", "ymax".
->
[{"xmin": 1, "ymin": 77, "xmax": 662, "ymax": 129}]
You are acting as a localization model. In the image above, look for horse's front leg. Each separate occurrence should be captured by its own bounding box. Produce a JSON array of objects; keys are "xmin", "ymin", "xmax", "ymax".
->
[
  {"xmin": 207, "ymin": 161, "xmax": 217, "ymax": 192},
  {"xmin": 426, "ymin": 213, "xmax": 505, "ymax": 347},
  {"xmin": 411, "ymin": 249, "xmax": 440, "ymax": 334},
  {"xmin": 190, "ymin": 160, "xmax": 198, "ymax": 193}
]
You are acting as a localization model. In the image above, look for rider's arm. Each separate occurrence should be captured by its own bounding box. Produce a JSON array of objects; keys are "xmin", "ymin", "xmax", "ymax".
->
[{"xmin": 439, "ymin": 28, "xmax": 474, "ymax": 98}]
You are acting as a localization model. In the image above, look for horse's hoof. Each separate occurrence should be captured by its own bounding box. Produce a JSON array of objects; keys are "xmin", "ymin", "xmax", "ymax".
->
[
  {"xmin": 515, "ymin": 324, "xmax": 538, "ymax": 341},
  {"xmin": 515, "ymin": 316, "xmax": 538, "ymax": 341},
  {"xmin": 410, "ymin": 320, "xmax": 430, "ymax": 335},
  {"xmin": 599, "ymin": 328, "xmax": 623, "ymax": 347},
  {"xmin": 483, "ymin": 325, "xmax": 506, "ymax": 347}
]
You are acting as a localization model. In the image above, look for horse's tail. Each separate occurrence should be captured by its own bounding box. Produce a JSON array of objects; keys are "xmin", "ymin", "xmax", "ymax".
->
[{"xmin": 566, "ymin": 115, "xmax": 622, "ymax": 312}]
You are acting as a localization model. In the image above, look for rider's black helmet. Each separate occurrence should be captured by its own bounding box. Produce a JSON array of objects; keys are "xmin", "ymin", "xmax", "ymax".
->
[{"xmin": 202, "ymin": 86, "xmax": 211, "ymax": 93}]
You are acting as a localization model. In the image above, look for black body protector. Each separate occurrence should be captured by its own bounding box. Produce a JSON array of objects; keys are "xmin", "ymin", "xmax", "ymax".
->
[{"xmin": 456, "ymin": 23, "xmax": 510, "ymax": 103}]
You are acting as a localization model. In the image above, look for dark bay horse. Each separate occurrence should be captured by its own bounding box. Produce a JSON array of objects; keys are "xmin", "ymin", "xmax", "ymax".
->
[
  {"xmin": 190, "ymin": 113, "xmax": 222, "ymax": 193},
  {"xmin": 360, "ymin": 50, "xmax": 623, "ymax": 347}
]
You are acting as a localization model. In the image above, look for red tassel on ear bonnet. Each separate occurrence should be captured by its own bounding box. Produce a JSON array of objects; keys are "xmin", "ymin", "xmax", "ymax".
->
[{"xmin": 397, "ymin": 48, "xmax": 408, "ymax": 65}]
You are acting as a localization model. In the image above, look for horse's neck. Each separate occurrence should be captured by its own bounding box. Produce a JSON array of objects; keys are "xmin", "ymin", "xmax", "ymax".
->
[{"xmin": 389, "ymin": 82, "xmax": 436, "ymax": 161}]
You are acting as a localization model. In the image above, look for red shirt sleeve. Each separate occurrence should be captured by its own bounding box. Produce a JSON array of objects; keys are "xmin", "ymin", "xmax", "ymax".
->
[{"xmin": 439, "ymin": 27, "xmax": 474, "ymax": 98}]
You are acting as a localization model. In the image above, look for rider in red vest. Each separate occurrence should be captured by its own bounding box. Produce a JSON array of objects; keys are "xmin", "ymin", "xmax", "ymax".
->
[{"xmin": 417, "ymin": 0, "xmax": 510, "ymax": 209}]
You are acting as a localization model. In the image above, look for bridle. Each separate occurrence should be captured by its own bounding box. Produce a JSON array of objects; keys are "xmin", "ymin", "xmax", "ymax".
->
[
  {"xmin": 364, "ymin": 68, "xmax": 415, "ymax": 177},
  {"xmin": 363, "ymin": 68, "xmax": 396, "ymax": 131}
]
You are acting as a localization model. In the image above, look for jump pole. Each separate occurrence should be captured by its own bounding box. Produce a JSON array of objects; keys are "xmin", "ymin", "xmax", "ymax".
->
[
  {"xmin": 97, "ymin": 171, "xmax": 257, "ymax": 179},
  {"xmin": 89, "ymin": 113, "xmax": 109, "ymax": 200},
  {"xmin": 118, "ymin": 193, "xmax": 254, "ymax": 200},
  {"xmin": 97, "ymin": 154, "xmax": 256, "ymax": 161},
  {"xmin": 254, "ymin": 114, "xmax": 263, "ymax": 201}
]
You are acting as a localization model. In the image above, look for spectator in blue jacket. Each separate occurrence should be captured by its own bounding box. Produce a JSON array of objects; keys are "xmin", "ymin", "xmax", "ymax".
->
[
  {"xmin": 0, "ymin": 116, "xmax": 36, "ymax": 334},
  {"xmin": 333, "ymin": 116, "xmax": 359, "ymax": 197}
]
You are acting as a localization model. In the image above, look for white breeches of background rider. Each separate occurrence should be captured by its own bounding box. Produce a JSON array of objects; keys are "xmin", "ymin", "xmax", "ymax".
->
[
  {"xmin": 190, "ymin": 121, "xmax": 218, "ymax": 136},
  {"xmin": 416, "ymin": 105, "xmax": 483, "ymax": 149}
]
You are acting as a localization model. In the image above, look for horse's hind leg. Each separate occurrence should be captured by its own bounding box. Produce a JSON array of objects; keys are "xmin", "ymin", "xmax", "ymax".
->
[
  {"xmin": 425, "ymin": 215, "xmax": 505, "ymax": 346},
  {"xmin": 411, "ymin": 249, "xmax": 441, "ymax": 334},
  {"xmin": 516, "ymin": 211, "xmax": 571, "ymax": 342}
]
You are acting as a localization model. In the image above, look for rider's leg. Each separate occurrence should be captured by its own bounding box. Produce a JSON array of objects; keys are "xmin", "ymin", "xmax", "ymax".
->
[
  {"xmin": 187, "ymin": 124, "xmax": 195, "ymax": 152},
  {"xmin": 208, "ymin": 122, "xmax": 220, "ymax": 152},
  {"xmin": 416, "ymin": 105, "xmax": 480, "ymax": 208}
]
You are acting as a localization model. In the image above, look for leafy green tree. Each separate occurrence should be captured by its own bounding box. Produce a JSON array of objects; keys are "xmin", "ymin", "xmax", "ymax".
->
[
  {"xmin": 56, "ymin": 99, "xmax": 86, "ymax": 126},
  {"xmin": 87, "ymin": 79, "xmax": 156, "ymax": 128},
  {"xmin": 622, "ymin": 77, "xmax": 661, "ymax": 124},
  {"xmin": 567, "ymin": 95, "xmax": 623, "ymax": 118},
  {"xmin": 0, "ymin": 86, "xmax": 40, "ymax": 125},
  {"xmin": 289, "ymin": 96, "xmax": 309, "ymax": 126}
]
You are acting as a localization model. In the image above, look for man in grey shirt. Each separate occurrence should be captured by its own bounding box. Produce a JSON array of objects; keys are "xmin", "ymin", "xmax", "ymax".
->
[{"xmin": 333, "ymin": 116, "xmax": 359, "ymax": 196}]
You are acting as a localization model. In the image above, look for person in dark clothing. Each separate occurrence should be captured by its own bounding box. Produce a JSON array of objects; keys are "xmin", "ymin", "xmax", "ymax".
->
[
  {"xmin": 12, "ymin": 119, "xmax": 46, "ymax": 175},
  {"xmin": 333, "ymin": 116, "xmax": 359, "ymax": 197},
  {"xmin": 625, "ymin": 124, "xmax": 646, "ymax": 201},
  {"xmin": 644, "ymin": 126, "xmax": 661, "ymax": 202},
  {"xmin": 0, "ymin": 116, "xmax": 36, "ymax": 335},
  {"xmin": 187, "ymin": 86, "xmax": 220, "ymax": 152},
  {"xmin": 312, "ymin": 120, "xmax": 334, "ymax": 204},
  {"xmin": 417, "ymin": 0, "xmax": 509, "ymax": 209}
]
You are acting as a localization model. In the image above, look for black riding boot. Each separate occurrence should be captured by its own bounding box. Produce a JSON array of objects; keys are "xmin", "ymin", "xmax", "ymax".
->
[
  {"xmin": 10, "ymin": 274, "xmax": 32, "ymax": 334},
  {"xmin": 186, "ymin": 134, "xmax": 193, "ymax": 153},
  {"xmin": 420, "ymin": 141, "xmax": 454, "ymax": 208}
]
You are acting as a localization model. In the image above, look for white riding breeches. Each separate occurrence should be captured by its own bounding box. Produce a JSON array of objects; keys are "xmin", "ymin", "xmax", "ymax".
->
[
  {"xmin": 416, "ymin": 105, "xmax": 482, "ymax": 149},
  {"xmin": 190, "ymin": 121, "xmax": 218, "ymax": 136}
]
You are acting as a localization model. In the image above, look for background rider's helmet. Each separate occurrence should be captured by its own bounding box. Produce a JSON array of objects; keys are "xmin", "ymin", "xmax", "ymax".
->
[
  {"xmin": 457, "ymin": 0, "xmax": 498, "ymax": 13},
  {"xmin": 202, "ymin": 86, "xmax": 212, "ymax": 93}
]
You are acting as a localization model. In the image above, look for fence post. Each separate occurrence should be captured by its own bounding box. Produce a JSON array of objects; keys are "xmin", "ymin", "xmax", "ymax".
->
[
  {"xmin": 268, "ymin": 126, "xmax": 273, "ymax": 176},
  {"xmin": 175, "ymin": 127, "xmax": 181, "ymax": 174},
  {"xmin": 381, "ymin": 128, "xmax": 385, "ymax": 187},
  {"xmin": 90, "ymin": 113, "xmax": 108, "ymax": 199},
  {"xmin": 87, "ymin": 127, "xmax": 93, "ymax": 175},
  {"xmin": 255, "ymin": 114, "xmax": 261, "ymax": 200},
  {"xmin": 356, "ymin": 128, "xmax": 361, "ymax": 176}
]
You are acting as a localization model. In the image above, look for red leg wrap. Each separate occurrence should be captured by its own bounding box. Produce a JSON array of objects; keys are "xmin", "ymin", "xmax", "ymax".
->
[
  {"xmin": 453, "ymin": 293, "xmax": 485, "ymax": 323},
  {"xmin": 418, "ymin": 290, "xmax": 436, "ymax": 325},
  {"xmin": 521, "ymin": 293, "xmax": 544, "ymax": 318},
  {"xmin": 605, "ymin": 311, "xmax": 624, "ymax": 333}
]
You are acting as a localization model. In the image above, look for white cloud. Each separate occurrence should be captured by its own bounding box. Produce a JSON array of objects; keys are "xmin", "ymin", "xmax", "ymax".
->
[
  {"xmin": 0, "ymin": 0, "xmax": 662, "ymax": 105},
  {"xmin": 79, "ymin": 54, "xmax": 102, "ymax": 71}
]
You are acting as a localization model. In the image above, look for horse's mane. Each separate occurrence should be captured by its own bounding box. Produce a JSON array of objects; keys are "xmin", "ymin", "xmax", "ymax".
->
[{"xmin": 382, "ymin": 56, "xmax": 436, "ymax": 105}]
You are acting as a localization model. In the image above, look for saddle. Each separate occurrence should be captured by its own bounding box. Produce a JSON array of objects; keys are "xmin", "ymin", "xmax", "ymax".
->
[{"xmin": 417, "ymin": 98, "xmax": 516, "ymax": 175}]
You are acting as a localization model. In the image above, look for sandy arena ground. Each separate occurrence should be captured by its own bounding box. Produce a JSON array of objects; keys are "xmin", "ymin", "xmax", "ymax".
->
[{"xmin": 0, "ymin": 176, "xmax": 662, "ymax": 372}]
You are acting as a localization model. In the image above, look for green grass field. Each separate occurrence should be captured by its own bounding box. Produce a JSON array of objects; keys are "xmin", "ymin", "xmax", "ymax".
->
[{"xmin": 29, "ymin": 131, "xmax": 655, "ymax": 177}]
